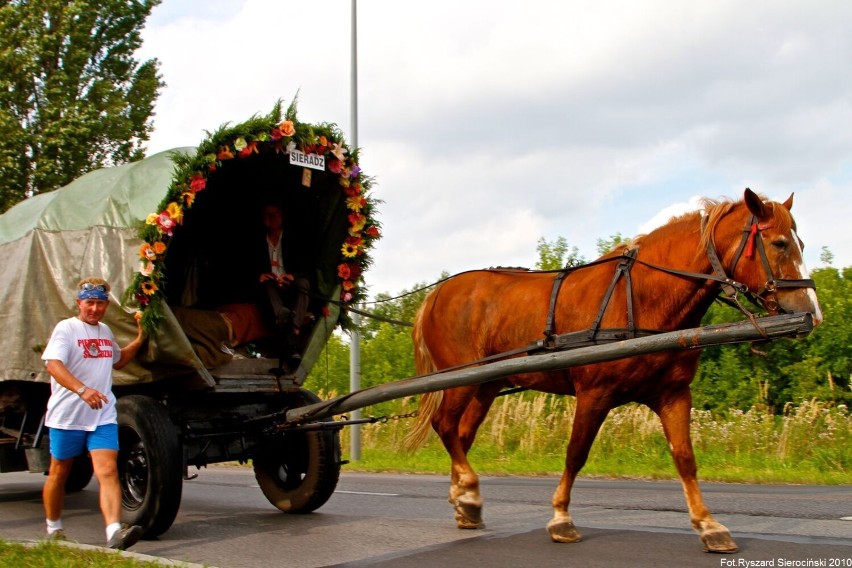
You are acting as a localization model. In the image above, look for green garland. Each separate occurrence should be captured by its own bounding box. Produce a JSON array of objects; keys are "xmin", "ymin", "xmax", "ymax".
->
[{"xmin": 124, "ymin": 99, "xmax": 380, "ymax": 335}]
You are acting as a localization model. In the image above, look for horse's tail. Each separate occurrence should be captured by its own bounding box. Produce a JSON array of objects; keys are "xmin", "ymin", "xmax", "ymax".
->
[{"xmin": 402, "ymin": 303, "xmax": 443, "ymax": 452}]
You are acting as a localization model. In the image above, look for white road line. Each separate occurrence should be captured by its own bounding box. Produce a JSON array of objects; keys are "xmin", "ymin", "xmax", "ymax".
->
[{"xmin": 335, "ymin": 490, "xmax": 400, "ymax": 497}]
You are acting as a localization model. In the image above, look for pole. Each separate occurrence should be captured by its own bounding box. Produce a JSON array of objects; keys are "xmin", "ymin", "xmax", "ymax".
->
[
  {"xmin": 286, "ymin": 313, "xmax": 813, "ymax": 424},
  {"xmin": 348, "ymin": 0, "xmax": 361, "ymax": 461}
]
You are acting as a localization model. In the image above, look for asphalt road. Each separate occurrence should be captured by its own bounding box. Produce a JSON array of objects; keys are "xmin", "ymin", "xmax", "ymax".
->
[{"xmin": 1, "ymin": 467, "xmax": 850, "ymax": 567}]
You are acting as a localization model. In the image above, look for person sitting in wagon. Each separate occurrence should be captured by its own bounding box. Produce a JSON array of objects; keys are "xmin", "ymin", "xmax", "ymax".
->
[{"xmin": 255, "ymin": 202, "xmax": 311, "ymax": 362}]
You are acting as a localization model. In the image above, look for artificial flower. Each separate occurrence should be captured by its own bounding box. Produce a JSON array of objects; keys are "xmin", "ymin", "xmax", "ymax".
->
[
  {"xmin": 279, "ymin": 120, "xmax": 296, "ymax": 137},
  {"xmin": 139, "ymin": 243, "xmax": 156, "ymax": 261},
  {"xmin": 203, "ymin": 153, "xmax": 217, "ymax": 164},
  {"xmin": 286, "ymin": 140, "xmax": 297, "ymax": 154},
  {"xmin": 321, "ymin": 305, "xmax": 330, "ymax": 318},
  {"xmin": 337, "ymin": 264, "xmax": 351, "ymax": 279},
  {"xmin": 270, "ymin": 127, "xmax": 283, "ymax": 141},
  {"xmin": 344, "ymin": 183, "xmax": 361, "ymax": 197},
  {"xmin": 342, "ymin": 280, "xmax": 355, "ymax": 291},
  {"xmin": 366, "ymin": 226, "xmax": 380, "ymax": 238},
  {"xmin": 339, "ymin": 177, "xmax": 351, "ymax": 189},
  {"xmin": 182, "ymin": 191, "xmax": 195, "ymax": 207},
  {"xmin": 153, "ymin": 241, "xmax": 167, "ymax": 255},
  {"xmin": 156, "ymin": 212, "xmax": 175, "ymax": 236},
  {"xmin": 238, "ymin": 140, "xmax": 259, "ymax": 158},
  {"xmin": 349, "ymin": 165, "xmax": 361, "ymax": 178},
  {"xmin": 134, "ymin": 292, "xmax": 150, "ymax": 306},
  {"xmin": 348, "ymin": 212, "xmax": 366, "ymax": 233},
  {"xmin": 166, "ymin": 202, "xmax": 183, "ymax": 224},
  {"xmin": 217, "ymin": 146, "xmax": 234, "ymax": 160},
  {"xmin": 341, "ymin": 242, "xmax": 359, "ymax": 258},
  {"xmin": 141, "ymin": 281, "xmax": 158, "ymax": 295},
  {"xmin": 346, "ymin": 196, "xmax": 366, "ymax": 212},
  {"xmin": 189, "ymin": 173, "xmax": 206, "ymax": 192},
  {"xmin": 330, "ymin": 141, "xmax": 347, "ymax": 161},
  {"xmin": 233, "ymin": 137, "xmax": 247, "ymax": 152},
  {"xmin": 140, "ymin": 261, "xmax": 155, "ymax": 276},
  {"xmin": 341, "ymin": 291, "xmax": 353, "ymax": 302},
  {"xmin": 319, "ymin": 135, "xmax": 328, "ymax": 147},
  {"xmin": 328, "ymin": 159, "xmax": 342, "ymax": 174},
  {"xmin": 145, "ymin": 213, "xmax": 159, "ymax": 225}
]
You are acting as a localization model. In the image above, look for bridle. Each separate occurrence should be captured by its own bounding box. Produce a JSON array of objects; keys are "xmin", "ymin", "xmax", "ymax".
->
[{"xmin": 704, "ymin": 214, "xmax": 816, "ymax": 317}]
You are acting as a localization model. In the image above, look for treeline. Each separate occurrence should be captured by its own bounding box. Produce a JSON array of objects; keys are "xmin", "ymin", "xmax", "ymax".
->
[{"xmin": 306, "ymin": 264, "xmax": 851, "ymax": 415}]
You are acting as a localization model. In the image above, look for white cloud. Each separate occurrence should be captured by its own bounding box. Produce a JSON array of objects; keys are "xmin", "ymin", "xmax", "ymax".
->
[{"xmin": 139, "ymin": 0, "xmax": 852, "ymax": 297}]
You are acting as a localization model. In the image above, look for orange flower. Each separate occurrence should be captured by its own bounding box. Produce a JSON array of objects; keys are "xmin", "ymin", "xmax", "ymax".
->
[
  {"xmin": 153, "ymin": 241, "xmax": 167, "ymax": 255},
  {"xmin": 139, "ymin": 243, "xmax": 156, "ymax": 261},
  {"xmin": 182, "ymin": 191, "xmax": 195, "ymax": 207},
  {"xmin": 366, "ymin": 226, "xmax": 380, "ymax": 238},
  {"xmin": 342, "ymin": 280, "xmax": 355, "ymax": 291},
  {"xmin": 217, "ymin": 146, "xmax": 234, "ymax": 160},
  {"xmin": 279, "ymin": 120, "xmax": 296, "ymax": 137}
]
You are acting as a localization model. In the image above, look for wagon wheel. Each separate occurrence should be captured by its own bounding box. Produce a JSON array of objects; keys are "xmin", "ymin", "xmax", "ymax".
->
[
  {"xmin": 64, "ymin": 452, "xmax": 94, "ymax": 493},
  {"xmin": 253, "ymin": 389, "xmax": 341, "ymax": 514},
  {"xmin": 116, "ymin": 395, "xmax": 183, "ymax": 538}
]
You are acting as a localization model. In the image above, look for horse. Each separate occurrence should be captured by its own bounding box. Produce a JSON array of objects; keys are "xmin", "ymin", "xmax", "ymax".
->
[{"xmin": 404, "ymin": 188, "xmax": 822, "ymax": 553}]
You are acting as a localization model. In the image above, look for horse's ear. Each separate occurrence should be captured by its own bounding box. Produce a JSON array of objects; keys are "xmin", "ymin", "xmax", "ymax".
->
[
  {"xmin": 782, "ymin": 193, "xmax": 794, "ymax": 211},
  {"xmin": 744, "ymin": 187, "xmax": 767, "ymax": 219}
]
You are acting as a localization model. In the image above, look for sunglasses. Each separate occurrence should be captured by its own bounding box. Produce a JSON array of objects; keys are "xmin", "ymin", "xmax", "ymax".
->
[{"xmin": 80, "ymin": 283, "xmax": 108, "ymax": 293}]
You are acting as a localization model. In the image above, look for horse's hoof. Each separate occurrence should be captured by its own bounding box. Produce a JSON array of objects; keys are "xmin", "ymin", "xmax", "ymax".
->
[
  {"xmin": 700, "ymin": 524, "xmax": 738, "ymax": 553},
  {"xmin": 547, "ymin": 518, "xmax": 582, "ymax": 543},
  {"xmin": 452, "ymin": 499, "xmax": 484, "ymax": 529}
]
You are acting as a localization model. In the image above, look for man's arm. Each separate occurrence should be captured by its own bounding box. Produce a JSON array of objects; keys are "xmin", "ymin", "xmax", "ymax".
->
[
  {"xmin": 114, "ymin": 315, "xmax": 145, "ymax": 370},
  {"xmin": 45, "ymin": 359, "xmax": 109, "ymax": 407}
]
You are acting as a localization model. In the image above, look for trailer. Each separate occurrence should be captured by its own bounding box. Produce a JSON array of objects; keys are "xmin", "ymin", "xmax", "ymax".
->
[{"xmin": 0, "ymin": 101, "xmax": 817, "ymax": 540}]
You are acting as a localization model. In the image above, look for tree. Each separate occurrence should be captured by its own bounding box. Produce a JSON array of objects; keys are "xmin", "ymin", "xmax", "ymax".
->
[
  {"xmin": 0, "ymin": 0, "xmax": 164, "ymax": 212},
  {"xmin": 595, "ymin": 232, "xmax": 628, "ymax": 256},
  {"xmin": 535, "ymin": 237, "xmax": 585, "ymax": 270}
]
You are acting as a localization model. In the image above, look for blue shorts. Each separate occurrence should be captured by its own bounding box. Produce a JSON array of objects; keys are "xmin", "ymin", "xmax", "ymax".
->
[{"xmin": 49, "ymin": 423, "xmax": 119, "ymax": 460}]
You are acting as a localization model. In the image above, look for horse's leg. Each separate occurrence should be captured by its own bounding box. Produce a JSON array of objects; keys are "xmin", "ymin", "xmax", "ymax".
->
[
  {"xmin": 432, "ymin": 386, "xmax": 488, "ymax": 529},
  {"xmin": 547, "ymin": 395, "xmax": 610, "ymax": 543},
  {"xmin": 655, "ymin": 390, "xmax": 738, "ymax": 553}
]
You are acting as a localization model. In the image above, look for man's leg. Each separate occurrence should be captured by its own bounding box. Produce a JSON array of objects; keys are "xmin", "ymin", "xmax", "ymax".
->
[
  {"xmin": 89, "ymin": 424, "xmax": 142, "ymax": 550},
  {"xmin": 43, "ymin": 457, "xmax": 73, "ymax": 523},
  {"xmin": 90, "ymin": 449, "xmax": 122, "ymax": 525},
  {"xmin": 43, "ymin": 427, "xmax": 86, "ymax": 537}
]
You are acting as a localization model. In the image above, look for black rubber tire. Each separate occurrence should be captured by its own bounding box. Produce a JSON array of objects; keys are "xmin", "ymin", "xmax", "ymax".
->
[
  {"xmin": 64, "ymin": 453, "xmax": 94, "ymax": 492},
  {"xmin": 253, "ymin": 390, "xmax": 341, "ymax": 514},
  {"xmin": 116, "ymin": 395, "xmax": 183, "ymax": 538}
]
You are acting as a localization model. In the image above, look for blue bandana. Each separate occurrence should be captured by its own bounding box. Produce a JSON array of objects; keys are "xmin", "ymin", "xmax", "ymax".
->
[{"xmin": 78, "ymin": 284, "xmax": 109, "ymax": 301}]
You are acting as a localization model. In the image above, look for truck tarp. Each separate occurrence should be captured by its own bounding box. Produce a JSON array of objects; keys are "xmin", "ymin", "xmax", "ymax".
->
[{"xmin": 0, "ymin": 149, "xmax": 197, "ymax": 385}]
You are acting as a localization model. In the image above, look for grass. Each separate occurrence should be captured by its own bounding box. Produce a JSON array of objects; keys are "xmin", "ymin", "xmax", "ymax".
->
[
  {"xmin": 0, "ymin": 539, "xmax": 166, "ymax": 567},
  {"xmin": 338, "ymin": 394, "xmax": 852, "ymax": 485}
]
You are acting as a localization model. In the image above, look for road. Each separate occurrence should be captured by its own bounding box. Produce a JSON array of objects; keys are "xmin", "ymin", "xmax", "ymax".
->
[{"xmin": 1, "ymin": 467, "xmax": 850, "ymax": 567}]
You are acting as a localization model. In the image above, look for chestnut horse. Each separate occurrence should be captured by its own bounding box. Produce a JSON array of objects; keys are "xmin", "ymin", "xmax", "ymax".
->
[{"xmin": 404, "ymin": 189, "xmax": 822, "ymax": 553}]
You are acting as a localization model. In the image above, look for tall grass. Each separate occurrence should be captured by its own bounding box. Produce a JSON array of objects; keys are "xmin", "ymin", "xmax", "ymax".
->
[{"xmin": 333, "ymin": 392, "xmax": 850, "ymax": 484}]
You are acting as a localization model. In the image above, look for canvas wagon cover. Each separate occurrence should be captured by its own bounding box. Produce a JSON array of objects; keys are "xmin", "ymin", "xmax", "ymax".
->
[
  {"xmin": 0, "ymin": 149, "xmax": 194, "ymax": 385},
  {"xmin": 0, "ymin": 101, "xmax": 379, "ymax": 386}
]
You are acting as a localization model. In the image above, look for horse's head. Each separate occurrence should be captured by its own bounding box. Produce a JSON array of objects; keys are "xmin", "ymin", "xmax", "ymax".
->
[{"xmin": 708, "ymin": 188, "xmax": 823, "ymax": 325}]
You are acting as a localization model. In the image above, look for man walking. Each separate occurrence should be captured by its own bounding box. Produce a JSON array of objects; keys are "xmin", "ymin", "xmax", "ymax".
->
[{"xmin": 41, "ymin": 277, "xmax": 145, "ymax": 550}]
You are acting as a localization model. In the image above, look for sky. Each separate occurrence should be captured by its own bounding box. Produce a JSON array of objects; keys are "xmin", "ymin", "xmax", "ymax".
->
[{"xmin": 138, "ymin": 0, "xmax": 852, "ymax": 299}]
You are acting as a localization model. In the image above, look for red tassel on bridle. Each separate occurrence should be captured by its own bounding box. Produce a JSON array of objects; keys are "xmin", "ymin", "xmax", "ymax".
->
[{"xmin": 745, "ymin": 223, "xmax": 773, "ymax": 258}]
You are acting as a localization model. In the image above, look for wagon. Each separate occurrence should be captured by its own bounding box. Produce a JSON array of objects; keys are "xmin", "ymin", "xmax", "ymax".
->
[
  {"xmin": 0, "ymin": 101, "xmax": 815, "ymax": 540},
  {"xmin": 0, "ymin": 101, "xmax": 378, "ymax": 537}
]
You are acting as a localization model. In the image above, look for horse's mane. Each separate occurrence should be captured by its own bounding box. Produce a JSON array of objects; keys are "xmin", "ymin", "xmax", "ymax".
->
[{"xmin": 622, "ymin": 193, "xmax": 790, "ymax": 258}]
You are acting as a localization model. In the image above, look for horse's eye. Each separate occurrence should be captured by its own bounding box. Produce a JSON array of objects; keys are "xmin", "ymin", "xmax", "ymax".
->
[{"xmin": 770, "ymin": 237, "xmax": 788, "ymax": 251}]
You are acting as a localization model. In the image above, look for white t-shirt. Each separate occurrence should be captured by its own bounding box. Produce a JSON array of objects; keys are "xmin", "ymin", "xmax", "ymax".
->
[{"xmin": 42, "ymin": 317, "xmax": 121, "ymax": 431}]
